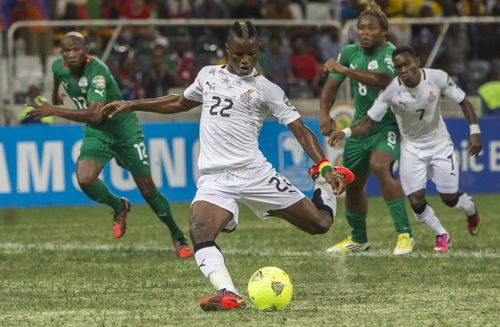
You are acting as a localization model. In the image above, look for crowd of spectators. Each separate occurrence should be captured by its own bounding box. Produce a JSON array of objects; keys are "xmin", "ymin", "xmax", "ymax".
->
[{"xmin": 1, "ymin": 0, "xmax": 499, "ymax": 104}]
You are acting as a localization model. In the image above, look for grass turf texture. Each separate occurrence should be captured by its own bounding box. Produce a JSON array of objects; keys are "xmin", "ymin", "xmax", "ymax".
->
[{"xmin": 1, "ymin": 195, "xmax": 499, "ymax": 326}]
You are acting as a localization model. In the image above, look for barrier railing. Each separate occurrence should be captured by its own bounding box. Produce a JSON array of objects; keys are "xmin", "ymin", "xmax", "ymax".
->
[{"xmin": 5, "ymin": 18, "xmax": 342, "ymax": 107}]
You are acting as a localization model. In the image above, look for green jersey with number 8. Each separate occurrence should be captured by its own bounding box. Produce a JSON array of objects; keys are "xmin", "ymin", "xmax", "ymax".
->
[
  {"xmin": 330, "ymin": 42, "xmax": 397, "ymax": 134},
  {"xmin": 52, "ymin": 56, "xmax": 141, "ymax": 142}
]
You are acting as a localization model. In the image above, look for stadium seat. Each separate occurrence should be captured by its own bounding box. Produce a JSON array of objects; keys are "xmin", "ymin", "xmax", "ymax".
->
[{"xmin": 306, "ymin": 3, "xmax": 333, "ymax": 20}]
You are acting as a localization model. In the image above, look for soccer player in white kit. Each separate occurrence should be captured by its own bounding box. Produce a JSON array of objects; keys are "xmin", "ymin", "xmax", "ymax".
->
[
  {"xmin": 102, "ymin": 21, "xmax": 354, "ymax": 311},
  {"xmin": 329, "ymin": 45, "xmax": 482, "ymax": 253}
]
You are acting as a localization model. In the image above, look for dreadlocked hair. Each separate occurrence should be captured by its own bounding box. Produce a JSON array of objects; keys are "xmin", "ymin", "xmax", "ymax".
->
[
  {"xmin": 227, "ymin": 21, "xmax": 259, "ymax": 42},
  {"xmin": 359, "ymin": 1, "xmax": 389, "ymax": 32}
]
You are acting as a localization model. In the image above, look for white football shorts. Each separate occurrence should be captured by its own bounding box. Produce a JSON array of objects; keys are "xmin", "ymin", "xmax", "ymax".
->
[
  {"xmin": 400, "ymin": 141, "xmax": 459, "ymax": 195},
  {"xmin": 192, "ymin": 161, "xmax": 306, "ymax": 231}
]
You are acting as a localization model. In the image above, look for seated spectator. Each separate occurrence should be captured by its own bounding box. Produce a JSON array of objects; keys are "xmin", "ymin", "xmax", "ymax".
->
[
  {"xmin": 232, "ymin": 0, "xmax": 262, "ymax": 18},
  {"xmin": 116, "ymin": 54, "xmax": 142, "ymax": 101},
  {"xmin": 162, "ymin": 0, "xmax": 192, "ymax": 18},
  {"xmin": 318, "ymin": 25, "xmax": 340, "ymax": 62},
  {"xmin": 192, "ymin": 0, "xmax": 229, "ymax": 18},
  {"xmin": 121, "ymin": 0, "xmax": 151, "ymax": 19},
  {"xmin": 143, "ymin": 47, "xmax": 181, "ymax": 98},
  {"xmin": 264, "ymin": 0, "xmax": 294, "ymax": 19},
  {"xmin": 263, "ymin": 34, "xmax": 295, "ymax": 93},
  {"xmin": 170, "ymin": 34, "xmax": 195, "ymax": 86},
  {"xmin": 288, "ymin": 36, "xmax": 321, "ymax": 96}
]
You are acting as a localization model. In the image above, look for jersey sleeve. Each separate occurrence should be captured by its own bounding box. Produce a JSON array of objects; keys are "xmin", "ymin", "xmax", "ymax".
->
[
  {"xmin": 329, "ymin": 46, "xmax": 351, "ymax": 82},
  {"xmin": 367, "ymin": 81, "xmax": 396, "ymax": 121},
  {"xmin": 436, "ymin": 70, "xmax": 466, "ymax": 103},
  {"xmin": 183, "ymin": 66, "xmax": 209, "ymax": 102},
  {"xmin": 86, "ymin": 65, "xmax": 110, "ymax": 103},
  {"xmin": 262, "ymin": 80, "xmax": 301, "ymax": 125}
]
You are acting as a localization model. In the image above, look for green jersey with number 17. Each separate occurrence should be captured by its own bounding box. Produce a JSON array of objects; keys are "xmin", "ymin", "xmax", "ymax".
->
[
  {"xmin": 52, "ymin": 56, "xmax": 141, "ymax": 141},
  {"xmin": 330, "ymin": 42, "xmax": 397, "ymax": 134}
]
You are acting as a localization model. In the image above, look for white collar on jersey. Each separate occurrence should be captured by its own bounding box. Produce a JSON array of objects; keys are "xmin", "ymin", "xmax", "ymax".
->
[{"xmin": 398, "ymin": 69, "xmax": 426, "ymax": 90}]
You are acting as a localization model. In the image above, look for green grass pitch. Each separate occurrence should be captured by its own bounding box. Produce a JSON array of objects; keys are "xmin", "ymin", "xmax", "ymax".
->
[{"xmin": 1, "ymin": 195, "xmax": 499, "ymax": 326}]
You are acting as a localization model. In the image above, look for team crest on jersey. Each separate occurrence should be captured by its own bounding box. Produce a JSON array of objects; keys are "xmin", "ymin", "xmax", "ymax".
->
[
  {"xmin": 240, "ymin": 89, "xmax": 254, "ymax": 103},
  {"xmin": 368, "ymin": 60, "xmax": 379, "ymax": 70},
  {"xmin": 78, "ymin": 77, "xmax": 88, "ymax": 93},
  {"xmin": 91, "ymin": 75, "xmax": 106, "ymax": 89}
]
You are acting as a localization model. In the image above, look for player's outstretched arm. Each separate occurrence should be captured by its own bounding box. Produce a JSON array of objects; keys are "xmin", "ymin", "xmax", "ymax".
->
[
  {"xmin": 319, "ymin": 77, "xmax": 342, "ymax": 136},
  {"xmin": 324, "ymin": 58, "xmax": 392, "ymax": 89},
  {"xmin": 29, "ymin": 100, "xmax": 105, "ymax": 124},
  {"xmin": 287, "ymin": 118, "xmax": 345, "ymax": 195},
  {"xmin": 101, "ymin": 95, "xmax": 201, "ymax": 118},
  {"xmin": 459, "ymin": 98, "xmax": 482, "ymax": 156}
]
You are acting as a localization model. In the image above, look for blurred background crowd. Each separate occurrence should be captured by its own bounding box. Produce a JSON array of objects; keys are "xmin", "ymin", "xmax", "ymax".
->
[{"xmin": 0, "ymin": 0, "xmax": 499, "ymax": 118}]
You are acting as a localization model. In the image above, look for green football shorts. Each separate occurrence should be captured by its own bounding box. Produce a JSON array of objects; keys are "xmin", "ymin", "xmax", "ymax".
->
[
  {"xmin": 78, "ymin": 126, "xmax": 151, "ymax": 176},
  {"xmin": 343, "ymin": 125, "xmax": 400, "ymax": 176}
]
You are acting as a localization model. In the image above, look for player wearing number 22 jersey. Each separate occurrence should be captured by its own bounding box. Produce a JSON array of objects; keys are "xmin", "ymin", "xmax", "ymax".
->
[
  {"xmin": 30, "ymin": 32, "xmax": 192, "ymax": 258},
  {"xmin": 100, "ymin": 21, "xmax": 354, "ymax": 311}
]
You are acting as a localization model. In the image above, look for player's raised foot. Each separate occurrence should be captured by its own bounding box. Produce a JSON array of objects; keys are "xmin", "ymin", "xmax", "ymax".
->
[
  {"xmin": 199, "ymin": 289, "xmax": 247, "ymax": 311},
  {"xmin": 173, "ymin": 236, "xmax": 193, "ymax": 259},
  {"xmin": 112, "ymin": 198, "xmax": 131, "ymax": 238},
  {"xmin": 466, "ymin": 208, "xmax": 481, "ymax": 236},
  {"xmin": 433, "ymin": 234, "xmax": 449, "ymax": 253},
  {"xmin": 326, "ymin": 236, "xmax": 370, "ymax": 253},
  {"xmin": 393, "ymin": 233, "xmax": 415, "ymax": 255}
]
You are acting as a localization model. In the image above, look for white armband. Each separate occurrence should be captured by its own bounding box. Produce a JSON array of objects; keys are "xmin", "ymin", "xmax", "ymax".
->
[
  {"xmin": 342, "ymin": 127, "xmax": 352, "ymax": 138},
  {"xmin": 469, "ymin": 124, "xmax": 481, "ymax": 135}
]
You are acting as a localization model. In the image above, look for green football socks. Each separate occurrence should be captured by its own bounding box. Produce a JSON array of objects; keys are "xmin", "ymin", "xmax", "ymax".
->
[
  {"xmin": 345, "ymin": 210, "xmax": 368, "ymax": 243},
  {"xmin": 144, "ymin": 190, "xmax": 184, "ymax": 240},
  {"xmin": 80, "ymin": 179, "xmax": 123, "ymax": 211},
  {"xmin": 387, "ymin": 197, "xmax": 413, "ymax": 236}
]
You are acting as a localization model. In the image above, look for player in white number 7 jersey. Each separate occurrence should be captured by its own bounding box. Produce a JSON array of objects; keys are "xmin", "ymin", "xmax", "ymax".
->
[
  {"xmin": 329, "ymin": 45, "xmax": 482, "ymax": 253},
  {"xmin": 101, "ymin": 21, "xmax": 354, "ymax": 311}
]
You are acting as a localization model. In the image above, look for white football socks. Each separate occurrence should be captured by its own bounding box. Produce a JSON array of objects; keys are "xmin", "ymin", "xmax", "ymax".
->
[
  {"xmin": 453, "ymin": 193, "xmax": 476, "ymax": 216},
  {"xmin": 195, "ymin": 245, "xmax": 238, "ymax": 294},
  {"xmin": 413, "ymin": 204, "xmax": 447, "ymax": 236}
]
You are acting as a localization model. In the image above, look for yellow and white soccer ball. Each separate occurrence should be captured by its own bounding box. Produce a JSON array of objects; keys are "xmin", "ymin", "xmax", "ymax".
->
[{"xmin": 247, "ymin": 266, "xmax": 293, "ymax": 311}]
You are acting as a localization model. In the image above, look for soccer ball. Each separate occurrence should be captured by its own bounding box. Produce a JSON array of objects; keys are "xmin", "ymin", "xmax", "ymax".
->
[{"xmin": 247, "ymin": 266, "xmax": 293, "ymax": 311}]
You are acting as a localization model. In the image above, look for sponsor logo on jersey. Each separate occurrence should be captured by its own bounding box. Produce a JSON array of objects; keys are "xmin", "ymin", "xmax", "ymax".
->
[
  {"xmin": 94, "ymin": 89, "xmax": 104, "ymax": 97},
  {"xmin": 240, "ymin": 89, "xmax": 254, "ymax": 103},
  {"xmin": 368, "ymin": 60, "xmax": 378, "ymax": 70},
  {"xmin": 91, "ymin": 75, "xmax": 106, "ymax": 90},
  {"xmin": 205, "ymin": 81, "xmax": 216, "ymax": 91}
]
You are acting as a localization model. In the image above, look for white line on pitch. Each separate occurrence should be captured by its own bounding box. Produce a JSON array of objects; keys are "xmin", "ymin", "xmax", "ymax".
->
[{"xmin": 0, "ymin": 242, "xmax": 499, "ymax": 259}]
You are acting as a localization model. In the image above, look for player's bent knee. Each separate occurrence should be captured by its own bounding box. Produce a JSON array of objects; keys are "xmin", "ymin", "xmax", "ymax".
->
[
  {"xmin": 76, "ymin": 174, "xmax": 96, "ymax": 189},
  {"xmin": 308, "ymin": 215, "xmax": 332, "ymax": 235}
]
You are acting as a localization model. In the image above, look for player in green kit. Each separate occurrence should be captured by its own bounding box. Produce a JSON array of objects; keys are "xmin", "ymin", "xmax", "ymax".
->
[
  {"xmin": 29, "ymin": 31, "xmax": 192, "ymax": 259},
  {"xmin": 318, "ymin": 2, "xmax": 414, "ymax": 255}
]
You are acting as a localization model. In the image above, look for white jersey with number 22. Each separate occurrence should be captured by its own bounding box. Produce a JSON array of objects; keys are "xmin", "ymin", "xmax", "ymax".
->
[{"xmin": 184, "ymin": 65, "xmax": 300, "ymax": 172}]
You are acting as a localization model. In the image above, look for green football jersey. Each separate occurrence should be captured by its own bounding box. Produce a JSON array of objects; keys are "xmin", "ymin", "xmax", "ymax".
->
[
  {"xmin": 52, "ymin": 56, "xmax": 141, "ymax": 141},
  {"xmin": 330, "ymin": 42, "xmax": 397, "ymax": 132}
]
